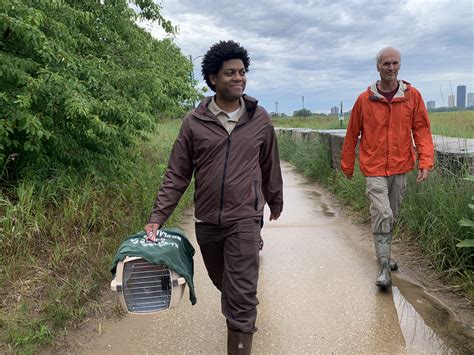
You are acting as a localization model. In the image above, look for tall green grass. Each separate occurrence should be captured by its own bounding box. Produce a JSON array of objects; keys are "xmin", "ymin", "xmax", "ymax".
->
[
  {"xmin": 428, "ymin": 111, "xmax": 474, "ymax": 138},
  {"xmin": 275, "ymin": 110, "xmax": 474, "ymax": 138},
  {"xmin": 278, "ymin": 134, "xmax": 474, "ymax": 298},
  {"xmin": 400, "ymin": 170, "xmax": 474, "ymax": 275},
  {"xmin": 274, "ymin": 115, "xmax": 349, "ymax": 130},
  {"xmin": 0, "ymin": 119, "xmax": 191, "ymax": 354},
  {"xmin": 278, "ymin": 135, "xmax": 333, "ymax": 183}
]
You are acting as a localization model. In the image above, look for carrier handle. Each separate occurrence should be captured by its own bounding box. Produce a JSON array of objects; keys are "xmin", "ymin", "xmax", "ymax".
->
[{"xmin": 173, "ymin": 277, "xmax": 186, "ymax": 286}]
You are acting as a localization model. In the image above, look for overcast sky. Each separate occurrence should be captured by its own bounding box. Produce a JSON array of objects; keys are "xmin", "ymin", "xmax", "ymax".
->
[{"xmin": 144, "ymin": 0, "xmax": 473, "ymax": 115}]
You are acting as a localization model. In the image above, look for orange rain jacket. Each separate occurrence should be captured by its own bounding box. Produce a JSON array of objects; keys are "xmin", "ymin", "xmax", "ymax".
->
[{"xmin": 341, "ymin": 80, "xmax": 434, "ymax": 177}]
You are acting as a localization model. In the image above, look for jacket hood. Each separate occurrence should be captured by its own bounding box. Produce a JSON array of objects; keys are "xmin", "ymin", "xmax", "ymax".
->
[
  {"xmin": 192, "ymin": 94, "xmax": 258, "ymax": 122},
  {"xmin": 368, "ymin": 80, "xmax": 411, "ymax": 102}
]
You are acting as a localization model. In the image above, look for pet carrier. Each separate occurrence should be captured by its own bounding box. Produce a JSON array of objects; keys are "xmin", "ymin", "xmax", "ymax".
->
[
  {"xmin": 110, "ymin": 228, "xmax": 197, "ymax": 313},
  {"xmin": 110, "ymin": 256, "xmax": 186, "ymax": 314}
]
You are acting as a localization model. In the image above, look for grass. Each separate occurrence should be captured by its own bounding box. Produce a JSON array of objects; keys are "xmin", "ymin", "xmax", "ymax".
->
[
  {"xmin": 0, "ymin": 119, "xmax": 191, "ymax": 354},
  {"xmin": 278, "ymin": 133, "xmax": 474, "ymax": 299},
  {"xmin": 274, "ymin": 115, "xmax": 349, "ymax": 130},
  {"xmin": 274, "ymin": 110, "xmax": 474, "ymax": 138},
  {"xmin": 400, "ymin": 170, "xmax": 474, "ymax": 275},
  {"xmin": 429, "ymin": 111, "xmax": 474, "ymax": 138}
]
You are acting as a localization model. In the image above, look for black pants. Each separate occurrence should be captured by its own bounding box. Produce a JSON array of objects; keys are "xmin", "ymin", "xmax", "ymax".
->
[{"xmin": 195, "ymin": 217, "xmax": 261, "ymax": 334}]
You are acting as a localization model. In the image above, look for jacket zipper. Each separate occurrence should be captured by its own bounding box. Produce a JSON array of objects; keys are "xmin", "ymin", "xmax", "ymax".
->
[
  {"xmin": 386, "ymin": 102, "xmax": 391, "ymax": 175},
  {"xmin": 218, "ymin": 136, "xmax": 231, "ymax": 225},
  {"xmin": 216, "ymin": 109, "xmax": 254, "ymax": 224}
]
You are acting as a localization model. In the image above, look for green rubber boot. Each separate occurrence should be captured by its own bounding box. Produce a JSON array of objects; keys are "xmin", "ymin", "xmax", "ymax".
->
[{"xmin": 374, "ymin": 233, "xmax": 392, "ymax": 288}]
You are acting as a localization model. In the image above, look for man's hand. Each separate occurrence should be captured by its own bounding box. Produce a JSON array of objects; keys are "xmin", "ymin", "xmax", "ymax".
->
[
  {"xmin": 269, "ymin": 212, "xmax": 280, "ymax": 221},
  {"xmin": 416, "ymin": 168, "xmax": 430, "ymax": 183},
  {"xmin": 144, "ymin": 223, "xmax": 161, "ymax": 242}
]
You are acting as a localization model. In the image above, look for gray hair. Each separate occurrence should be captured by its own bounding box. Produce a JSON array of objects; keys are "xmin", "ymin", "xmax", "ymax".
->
[{"xmin": 375, "ymin": 47, "xmax": 401, "ymax": 64}]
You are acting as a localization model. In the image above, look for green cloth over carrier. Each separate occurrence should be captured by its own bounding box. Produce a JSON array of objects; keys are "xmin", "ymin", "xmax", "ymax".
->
[{"xmin": 111, "ymin": 228, "xmax": 196, "ymax": 305}]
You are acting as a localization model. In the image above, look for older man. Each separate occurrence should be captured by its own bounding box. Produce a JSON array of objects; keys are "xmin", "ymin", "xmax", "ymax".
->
[{"xmin": 341, "ymin": 47, "xmax": 434, "ymax": 288}]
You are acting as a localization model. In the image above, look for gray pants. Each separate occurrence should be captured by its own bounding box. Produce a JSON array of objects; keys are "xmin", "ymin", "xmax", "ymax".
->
[
  {"xmin": 365, "ymin": 174, "xmax": 407, "ymax": 234},
  {"xmin": 195, "ymin": 217, "xmax": 261, "ymax": 334}
]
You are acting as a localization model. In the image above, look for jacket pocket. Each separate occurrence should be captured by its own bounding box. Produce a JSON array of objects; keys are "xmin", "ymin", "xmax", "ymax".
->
[{"xmin": 253, "ymin": 179, "xmax": 259, "ymax": 210}]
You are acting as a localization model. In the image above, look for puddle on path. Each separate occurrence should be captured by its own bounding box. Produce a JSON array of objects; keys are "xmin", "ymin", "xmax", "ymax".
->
[
  {"xmin": 309, "ymin": 191, "xmax": 336, "ymax": 217},
  {"xmin": 393, "ymin": 286, "xmax": 453, "ymax": 354},
  {"xmin": 392, "ymin": 278, "xmax": 473, "ymax": 354},
  {"xmin": 322, "ymin": 206, "xmax": 336, "ymax": 218}
]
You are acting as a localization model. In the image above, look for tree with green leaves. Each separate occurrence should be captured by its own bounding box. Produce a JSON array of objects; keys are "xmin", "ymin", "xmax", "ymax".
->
[
  {"xmin": 1, "ymin": 0, "xmax": 200, "ymax": 182},
  {"xmin": 293, "ymin": 108, "xmax": 312, "ymax": 117}
]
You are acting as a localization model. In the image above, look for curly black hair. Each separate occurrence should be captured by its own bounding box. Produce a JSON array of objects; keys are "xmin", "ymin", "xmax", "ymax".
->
[{"xmin": 201, "ymin": 40, "xmax": 250, "ymax": 92}]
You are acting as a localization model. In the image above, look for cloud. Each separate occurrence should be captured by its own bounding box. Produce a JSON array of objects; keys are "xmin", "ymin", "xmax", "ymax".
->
[{"xmin": 145, "ymin": 0, "xmax": 473, "ymax": 114}]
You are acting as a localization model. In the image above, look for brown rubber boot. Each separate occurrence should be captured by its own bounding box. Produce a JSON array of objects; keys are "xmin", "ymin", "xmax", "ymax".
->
[{"xmin": 228, "ymin": 329, "xmax": 253, "ymax": 355}]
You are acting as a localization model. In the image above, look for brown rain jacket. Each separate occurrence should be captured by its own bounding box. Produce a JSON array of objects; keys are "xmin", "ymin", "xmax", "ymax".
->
[
  {"xmin": 149, "ymin": 95, "xmax": 283, "ymax": 226},
  {"xmin": 341, "ymin": 80, "xmax": 434, "ymax": 177}
]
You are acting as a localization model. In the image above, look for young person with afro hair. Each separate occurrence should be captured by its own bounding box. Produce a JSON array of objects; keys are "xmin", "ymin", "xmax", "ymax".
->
[{"xmin": 145, "ymin": 40, "xmax": 283, "ymax": 354}]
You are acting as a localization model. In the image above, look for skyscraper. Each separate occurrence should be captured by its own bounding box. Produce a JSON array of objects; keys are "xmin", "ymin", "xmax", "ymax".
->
[
  {"xmin": 426, "ymin": 101, "xmax": 436, "ymax": 110},
  {"xmin": 448, "ymin": 95, "xmax": 455, "ymax": 108},
  {"xmin": 456, "ymin": 85, "xmax": 466, "ymax": 108},
  {"xmin": 467, "ymin": 92, "xmax": 474, "ymax": 107}
]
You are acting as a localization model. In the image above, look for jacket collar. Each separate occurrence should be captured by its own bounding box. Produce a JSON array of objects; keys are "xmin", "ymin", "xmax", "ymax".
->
[
  {"xmin": 368, "ymin": 80, "xmax": 411, "ymax": 102},
  {"xmin": 193, "ymin": 94, "xmax": 258, "ymax": 122}
]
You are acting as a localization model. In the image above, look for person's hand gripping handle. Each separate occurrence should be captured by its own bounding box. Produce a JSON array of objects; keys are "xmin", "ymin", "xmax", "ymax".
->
[{"xmin": 144, "ymin": 223, "xmax": 161, "ymax": 242}]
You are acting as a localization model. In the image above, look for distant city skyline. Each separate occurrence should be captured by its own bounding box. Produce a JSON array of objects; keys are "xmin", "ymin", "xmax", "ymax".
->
[
  {"xmin": 430, "ymin": 83, "xmax": 474, "ymax": 108},
  {"xmin": 145, "ymin": 0, "xmax": 474, "ymax": 114},
  {"xmin": 428, "ymin": 84, "xmax": 473, "ymax": 110}
]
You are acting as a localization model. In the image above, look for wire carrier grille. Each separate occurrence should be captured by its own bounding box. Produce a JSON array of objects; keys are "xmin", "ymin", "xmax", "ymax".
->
[
  {"xmin": 111, "ymin": 256, "xmax": 186, "ymax": 314},
  {"xmin": 123, "ymin": 258, "xmax": 172, "ymax": 313}
]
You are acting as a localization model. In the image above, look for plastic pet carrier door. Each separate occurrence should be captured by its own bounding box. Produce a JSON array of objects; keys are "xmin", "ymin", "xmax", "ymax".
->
[{"xmin": 110, "ymin": 256, "xmax": 186, "ymax": 314}]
